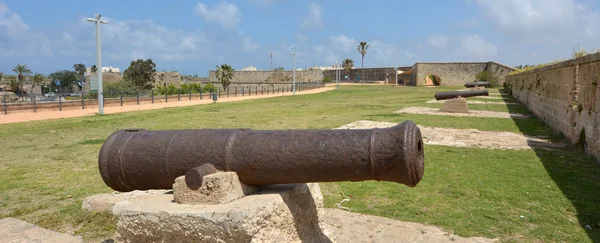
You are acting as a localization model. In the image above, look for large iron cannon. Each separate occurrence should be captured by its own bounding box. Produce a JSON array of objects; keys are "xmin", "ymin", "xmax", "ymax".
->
[
  {"xmin": 464, "ymin": 81, "xmax": 490, "ymax": 88},
  {"xmin": 98, "ymin": 121, "xmax": 425, "ymax": 192},
  {"xmin": 434, "ymin": 90, "xmax": 489, "ymax": 100}
]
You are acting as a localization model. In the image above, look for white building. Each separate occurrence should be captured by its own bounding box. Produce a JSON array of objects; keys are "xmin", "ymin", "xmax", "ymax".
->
[
  {"xmin": 241, "ymin": 66, "xmax": 257, "ymax": 71},
  {"xmin": 101, "ymin": 66, "xmax": 120, "ymax": 73}
]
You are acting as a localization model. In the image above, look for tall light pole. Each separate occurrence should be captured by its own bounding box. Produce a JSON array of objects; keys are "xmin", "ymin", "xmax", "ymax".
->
[
  {"xmin": 87, "ymin": 14, "xmax": 108, "ymax": 115},
  {"xmin": 292, "ymin": 51, "xmax": 296, "ymax": 95},
  {"xmin": 335, "ymin": 60, "xmax": 339, "ymax": 89}
]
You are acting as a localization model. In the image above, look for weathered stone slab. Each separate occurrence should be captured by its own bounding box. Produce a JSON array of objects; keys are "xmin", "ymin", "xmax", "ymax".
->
[
  {"xmin": 0, "ymin": 217, "xmax": 82, "ymax": 243},
  {"xmin": 439, "ymin": 98, "xmax": 469, "ymax": 113},
  {"xmin": 336, "ymin": 120, "xmax": 564, "ymax": 150},
  {"xmin": 395, "ymin": 107, "xmax": 532, "ymax": 119},
  {"xmin": 173, "ymin": 172, "xmax": 257, "ymax": 205},
  {"xmin": 426, "ymin": 99, "xmax": 520, "ymax": 105},
  {"xmin": 324, "ymin": 209, "xmax": 497, "ymax": 243},
  {"xmin": 82, "ymin": 189, "xmax": 171, "ymax": 213},
  {"xmin": 110, "ymin": 183, "xmax": 335, "ymax": 243}
]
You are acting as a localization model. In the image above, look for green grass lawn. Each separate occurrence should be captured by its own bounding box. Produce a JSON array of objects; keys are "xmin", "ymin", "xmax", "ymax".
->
[{"xmin": 0, "ymin": 85, "xmax": 598, "ymax": 242}]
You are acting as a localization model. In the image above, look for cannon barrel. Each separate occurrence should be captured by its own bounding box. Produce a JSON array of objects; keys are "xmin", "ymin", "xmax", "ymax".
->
[
  {"xmin": 98, "ymin": 121, "xmax": 425, "ymax": 192},
  {"xmin": 435, "ymin": 90, "xmax": 489, "ymax": 100},
  {"xmin": 464, "ymin": 81, "xmax": 490, "ymax": 88}
]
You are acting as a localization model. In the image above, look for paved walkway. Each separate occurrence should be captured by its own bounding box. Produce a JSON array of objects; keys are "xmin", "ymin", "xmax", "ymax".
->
[{"xmin": 0, "ymin": 87, "xmax": 334, "ymax": 125}]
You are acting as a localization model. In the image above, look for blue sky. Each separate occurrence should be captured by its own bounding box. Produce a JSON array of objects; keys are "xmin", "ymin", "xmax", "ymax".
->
[{"xmin": 1, "ymin": 0, "xmax": 599, "ymax": 76}]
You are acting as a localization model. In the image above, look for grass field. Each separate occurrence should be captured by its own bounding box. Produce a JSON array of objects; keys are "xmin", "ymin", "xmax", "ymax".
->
[{"xmin": 1, "ymin": 85, "xmax": 598, "ymax": 242}]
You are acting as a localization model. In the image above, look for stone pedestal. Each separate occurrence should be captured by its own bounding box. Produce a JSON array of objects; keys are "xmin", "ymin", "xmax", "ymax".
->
[
  {"xmin": 109, "ymin": 172, "xmax": 335, "ymax": 243},
  {"xmin": 173, "ymin": 172, "xmax": 257, "ymax": 205},
  {"xmin": 440, "ymin": 98, "xmax": 470, "ymax": 113}
]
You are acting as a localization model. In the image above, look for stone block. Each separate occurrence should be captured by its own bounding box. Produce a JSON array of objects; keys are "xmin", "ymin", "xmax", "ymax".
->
[
  {"xmin": 82, "ymin": 190, "xmax": 171, "ymax": 213},
  {"xmin": 173, "ymin": 172, "xmax": 257, "ymax": 205},
  {"xmin": 111, "ymin": 183, "xmax": 335, "ymax": 243},
  {"xmin": 440, "ymin": 98, "xmax": 469, "ymax": 113},
  {"xmin": 0, "ymin": 217, "xmax": 82, "ymax": 243}
]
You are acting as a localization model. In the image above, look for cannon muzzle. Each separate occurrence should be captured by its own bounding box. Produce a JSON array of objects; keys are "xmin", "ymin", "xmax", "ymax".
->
[
  {"xmin": 435, "ymin": 90, "xmax": 489, "ymax": 100},
  {"xmin": 464, "ymin": 81, "xmax": 490, "ymax": 88},
  {"xmin": 98, "ymin": 121, "xmax": 425, "ymax": 192}
]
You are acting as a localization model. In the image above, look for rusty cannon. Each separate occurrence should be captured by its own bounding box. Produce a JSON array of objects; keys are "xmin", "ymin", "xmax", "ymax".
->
[
  {"xmin": 464, "ymin": 81, "xmax": 490, "ymax": 88},
  {"xmin": 98, "ymin": 121, "xmax": 425, "ymax": 192},
  {"xmin": 434, "ymin": 90, "xmax": 489, "ymax": 101}
]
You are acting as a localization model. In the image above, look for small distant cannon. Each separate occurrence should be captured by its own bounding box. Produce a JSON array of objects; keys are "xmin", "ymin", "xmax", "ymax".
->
[
  {"xmin": 434, "ymin": 90, "xmax": 489, "ymax": 113},
  {"xmin": 435, "ymin": 90, "xmax": 489, "ymax": 101},
  {"xmin": 464, "ymin": 81, "xmax": 490, "ymax": 88},
  {"xmin": 98, "ymin": 121, "xmax": 425, "ymax": 192}
]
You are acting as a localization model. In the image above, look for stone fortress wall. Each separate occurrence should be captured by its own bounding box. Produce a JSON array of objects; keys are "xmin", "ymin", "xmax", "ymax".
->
[{"xmin": 505, "ymin": 53, "xmax": 600, "ymax": 161}]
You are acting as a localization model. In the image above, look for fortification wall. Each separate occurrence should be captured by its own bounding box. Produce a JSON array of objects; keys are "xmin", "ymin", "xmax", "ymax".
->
[
  {"xmin": 208, "ymin": 70, "xmax": 323, "ymax": 83},
  {"xmin": 412, "ymin": 62, "xmax": 514, "ymax": 86},
  {"xmin": 505, "ymin": 53, "xmax": 600, "ymax": 161}
]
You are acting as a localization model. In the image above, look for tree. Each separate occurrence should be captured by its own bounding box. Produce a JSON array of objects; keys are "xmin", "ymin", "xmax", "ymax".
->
[
  {"xmin": 356, "ymin": 42, "xmax": 369, "ymax": 82},
  {"xmin": 31, "ymin": 73, "xmax": 44, "ymax": 94},
  {"xmin": 0, "ymin": 72, "xmax": 3, "ymax": 82},
  {"xmin": 90, "ymin": 65, "xmax": 97, "ymax": 73},
  {"xmin": 342, "ymin": 58, "xmax": 354, "ymax": 79},
  {"xmin": 12, "ymin": 64, "xmax": 32, "ymax": 99},
  {"xmin": 216, "ymin": 64, "xmax": 234, "ymax": 91},
  {"xmin": 273, "ymin": 67, "xmax": 285, "ymax": 71},
  {"xmin": 124, "ymin": 59, "xmax": 157, "ymax": 90},
  {"xmin": 49, "ymin": 70, "xmax": 79, "ymax": 92}
]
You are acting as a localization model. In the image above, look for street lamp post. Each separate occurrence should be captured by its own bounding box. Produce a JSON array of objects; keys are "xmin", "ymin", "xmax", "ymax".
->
[
  {"xmin": 292, "ymin": 51, "xmax": 296, "ymax": 95},
  {"xmin": 87, "ymin": 14, "xmax": 108, "ymax": 115},
  {"xmin": 335, "ymin": 60, "xmax": 339, "ymax": 89},
  {"xmin": 394, "ymin": 67, "xmax": 398, "ymax": 85}
]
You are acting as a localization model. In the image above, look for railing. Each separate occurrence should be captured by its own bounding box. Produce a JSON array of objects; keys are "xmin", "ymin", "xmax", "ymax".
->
[{"xmin": 0, "ymin": 82, "xmax": 325, "ymax": 115}]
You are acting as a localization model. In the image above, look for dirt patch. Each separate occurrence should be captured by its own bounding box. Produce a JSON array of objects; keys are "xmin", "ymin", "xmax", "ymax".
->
[
  {"xmin": 336, "ymin": 120, "xmax": 564, "ymax": 150},
  {"xmin": 394, "ymin": 107, "xmax": 532, "ymax": 119},
  {"xmin": 426, "ymin": 100, "xmax": 520, "ymax": 105},
  {"xmin": 324, "ymin": 208, "xmax": 497, "ymax": 243}
]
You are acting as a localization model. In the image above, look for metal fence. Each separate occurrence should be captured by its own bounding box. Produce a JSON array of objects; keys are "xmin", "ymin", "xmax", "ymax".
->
[{"xmin": 1, "ymin": 82, "xmax": 325, "ymax": 115}]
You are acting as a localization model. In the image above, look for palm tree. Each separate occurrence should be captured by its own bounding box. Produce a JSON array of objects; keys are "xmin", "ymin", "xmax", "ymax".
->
[
  {"xmin": 31, "ymin": 73, "xmax": 44, "ymax": 95},
  {"xmin": 73, "ymin": 63, "xmax": 86, "ymax": 93},
  {"xmin": 356, "ymin": 42, "xmax": 369, "ymax": 83},
  {"xmin": 342, "ymin": 59, "xmax": 354, "ymax": 81},
  {"xmin": 90, "ymin": 65, "xmax": 97, "ymax": 74},
  {"xmin": 12, "ymin": 64, "xmax": 32, "ymax": 100},
  {"xmin": 216, "ymin": 64, "xmax": 235, "ymax": 91}
]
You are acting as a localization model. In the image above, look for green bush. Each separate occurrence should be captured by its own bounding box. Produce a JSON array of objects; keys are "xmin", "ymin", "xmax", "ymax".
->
[
  {"xmin": 323, "ymin": 77, "xmax": 332, "ymax": 83},
  {"xmin": 103, "ymin": 80, "xmax": 141, "ymax": 97},
  {"xmin": 202, "ymin": 83, "xmax": 217, "ymax": 93},
  {"xmin": 166, "ymin": 83, "xmax": 177, "ymax": 95},
  {"xmin": 180, "ymin": 83, "xmax": 190, "ymax": 94},
  {"xmin": 189, "ymin": 83, "xmax": 201, "ymax": 93},
  {"xmin": 474, "ymin": 71, "xmax": 499, "ymax": 87}
]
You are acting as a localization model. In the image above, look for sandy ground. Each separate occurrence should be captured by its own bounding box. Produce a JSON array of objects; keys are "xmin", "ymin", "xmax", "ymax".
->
[
  {"xmin": 0, "ymin": 87, "xmax": 334, "ymax": 125},
  {"xmin": 425, "ymin": 100, "xmax": 520, "ymax": 105},
  {"xmin": 395, "ymin": 107, "xmax": 532, "ymax": 119},
  {"xmin": 336, "ymin": 120, "xmax": 564, "ymax": 150}
]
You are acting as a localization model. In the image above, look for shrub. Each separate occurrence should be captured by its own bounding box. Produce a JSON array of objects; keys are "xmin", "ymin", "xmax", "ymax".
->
[
  {"xmin": 323, "ymin": 77, "xmax": 332, "ymax": 83},
  {"xmin": 180, "ymin": 83, "xmax": 190, "ymax": 94},
  {"xmin": 103, "ymin": 80, "xmax": 141, "ymax": 97},
  {"xmin": 202, "ymin": 83, "xmax": 217, "ymax": 93},
  {"xmin": 189, "ymin": 83, "xmax": 201, "ymax": 93},
  {"xmin": 475, "ymin": 71, "xmax": 499, "ymax": 87}
]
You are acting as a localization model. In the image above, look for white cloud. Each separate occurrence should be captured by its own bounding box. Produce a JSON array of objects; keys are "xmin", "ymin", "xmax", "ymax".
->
[
  {"xmin": 329, "ymin": 35, "xmax": 356, "ymax": 53},
  {"xmin": 459, "ymin": 34, "xmax": 498, "ymax": 58},
  {"xmin": 470, "ymin": 0, "xmax": 599, "ymax": 40},
  {"xmin": 428, "ymin": 35, "xmax": 450, "ymax": 49},
  {"xmin": 303, "ymin": 3, "xmax": 323, "ymax": 28},
  {"xmin": 194, "ymin": 1, "xmax": 241, "ymax": 28},
  {"xmin": 0, "ymin": 3, "xmax": 29, "ymax": 37},
  {"xmin": 293, "ymin": 32, "xmax": 308, "ymax": 42}
]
